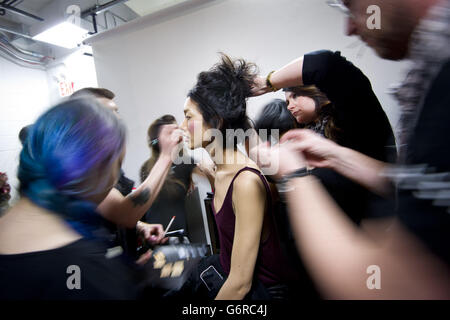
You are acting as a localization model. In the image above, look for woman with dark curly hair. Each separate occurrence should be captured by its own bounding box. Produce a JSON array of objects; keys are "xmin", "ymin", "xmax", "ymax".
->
[{"xmin": 179, "ymin": 54, "xmax": 294, "ymax": 300}]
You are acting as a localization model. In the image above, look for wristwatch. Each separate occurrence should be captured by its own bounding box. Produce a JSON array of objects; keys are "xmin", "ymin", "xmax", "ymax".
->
[{"xmin": 277, "ymin": 167, "xmax": 310, "ymax": 193}]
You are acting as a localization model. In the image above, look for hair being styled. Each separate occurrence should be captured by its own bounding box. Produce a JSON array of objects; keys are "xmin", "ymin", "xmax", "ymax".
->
[
  {"xmin": 284, "ymin": 85, "xmax": 340, "ymax": 141},
  {"xmin": 18, "ymin": 98, "xmax": 126, "ymax": 237},
  {"xmin": 188, "ymin": 53, "xmax": 258, "ymax": 147},
  {"xmin": 71, "ymin": 87, "xmax": 116, "ymax": 100},
  {"xmin": 140, "ymin": 115, "xmax": 187, "ymax": 196},
  {"xmin": 254, "ymin": 99, "xmax": 298, "ymax": 141}
]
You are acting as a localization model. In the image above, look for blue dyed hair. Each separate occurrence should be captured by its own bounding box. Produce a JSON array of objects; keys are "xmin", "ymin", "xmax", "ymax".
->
[{"xmin": 18, "ymin": 98, "xmax": 126, "ymax": 238}]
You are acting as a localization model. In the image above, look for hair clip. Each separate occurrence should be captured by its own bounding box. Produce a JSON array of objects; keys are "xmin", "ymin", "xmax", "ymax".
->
[{"xmin": 150, "ymin": 138, "xmax": 159, "ymax": 146}]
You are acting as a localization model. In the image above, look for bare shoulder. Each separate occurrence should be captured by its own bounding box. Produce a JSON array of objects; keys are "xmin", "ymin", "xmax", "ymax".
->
[
  {"xmin": 232, "ymin": 168, "xmax": 267, "ymax": 218},
  {"xmin": 233, "ymin": 168, "xmax": 265, "ymax": 196}
]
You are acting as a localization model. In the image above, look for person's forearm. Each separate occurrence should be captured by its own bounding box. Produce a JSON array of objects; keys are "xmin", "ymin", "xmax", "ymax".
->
[
  {"xmin": 138, "ymin": 153, "xmax": 172, "ymax": 205},
  {"xmin": 269, "ymin": 56, "xmax": 304, "ymax": 89},
  {"xmin": 123, "ymin": 154, "xmax": 172, "ymax": 223},
  {"xmin": 286, "ymin": 175, "xmax": 375, "ymax": 298},
  {"xmin": 286, "ymin": 176, "xmax": 450, "ymax": 299},
  {"xmin": 100, "ymin": 154, "xmax": 172, "ymax": 228},
  {"xmin": 215, "ymin": 277, "xmax": 250, "ymax": 300},
  {"xmin": 330, "ymin": 146, "xmax": 392, "ymax": 197}
]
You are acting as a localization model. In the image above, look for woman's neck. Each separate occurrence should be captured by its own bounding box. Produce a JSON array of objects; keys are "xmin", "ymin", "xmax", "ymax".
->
[{"xmin": 211, "ymin": 146, "xmax": 251, "ymax": 173}]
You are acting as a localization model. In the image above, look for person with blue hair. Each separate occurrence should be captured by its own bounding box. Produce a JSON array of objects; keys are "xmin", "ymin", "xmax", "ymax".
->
[
  {"xmin": 0, "ymin": 98, "xmax": 140, "ymax": 299},
  {"xmin": 71, "ymin": 88, "xmax": 183, "ymax": 251}
]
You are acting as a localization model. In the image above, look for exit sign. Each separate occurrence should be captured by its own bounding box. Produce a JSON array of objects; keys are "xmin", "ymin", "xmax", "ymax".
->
[{"xmin": 59, "ymin": 81, "xmax": 74, "ymax": 97}]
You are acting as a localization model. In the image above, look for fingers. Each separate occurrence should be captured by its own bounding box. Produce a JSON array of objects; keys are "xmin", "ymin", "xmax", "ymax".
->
[
  {"xmin": 171, "ymin": 128, "xmax": 184, "ymax": 143},
  {"xmin": 159, "ymin": 125, "xmax": 184, "ymax": 158},
  {"xmin": 250, "ymin": 76, "xmax": 268, "ymax": 96},
  {"xmin": 154, "ymin": 224, "xmax": 165, "ymax": 240},
  {"xmin": 148, "ymin": 224, "xmax": 164, "ymax": 243},
  {"xmin": 139, "ymin": 223, "xmax": 164, "ymax": 244},
  {"xmin": 249, "ymin": 142, "xmax": 274, "ymax": 170},
  {"xmin": 136, "ymin": 249, "xmax": 153, "ymax": 266},
  {"xmin": 280, "ymin": 128, "xmax": 315, "ymax": 143}
]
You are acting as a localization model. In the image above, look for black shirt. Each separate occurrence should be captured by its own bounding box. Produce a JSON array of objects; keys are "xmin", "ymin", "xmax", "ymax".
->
[
  {"xmin": 142, "ymin": 164, "xmax": 196, "ymax": 231},
  {"xmin": 102, "ymin": 170, "xmax": 138, "ymax": 258},
  {"xmin": 0, "ymin": 238, "xmax": 139, "ymax": 300},
  {"xmin": 302, "ymin": 50, "xmax": 397, "ymax": 223},
  {"xmin": 303, "ymin": 50, "xmax": 396, "ymax": 162}
]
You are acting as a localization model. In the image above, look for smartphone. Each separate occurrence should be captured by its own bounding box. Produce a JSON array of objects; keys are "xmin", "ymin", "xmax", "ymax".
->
[{"xmin": 200, "ymin": 265, "xmax": 225, "ymax": 292}]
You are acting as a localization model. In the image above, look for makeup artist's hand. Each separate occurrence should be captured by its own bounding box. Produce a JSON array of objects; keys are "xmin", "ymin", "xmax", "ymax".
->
[
  {"xmin": 158, "ymin": 124, "xmax": 184, "ymax": 159},
  {"xmin": 136, "ymin": 221, "xmax": 168, "ymax": 245}
]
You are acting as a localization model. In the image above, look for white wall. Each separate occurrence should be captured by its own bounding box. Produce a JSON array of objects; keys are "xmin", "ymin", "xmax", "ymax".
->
[
  {"xmin": 46, "ymin": 48, "xmax": 99, "ymax": 105},
  {"xmin": 90, "ymin": 0, "xmax": 410, "ymax": 184},
  {"xmin": 0, "ymin": 58, "xmax": 51, "ymax": 202},
  {"xmin": 0, "ymin": 48, "xmax": 98, "ymax": 204}
]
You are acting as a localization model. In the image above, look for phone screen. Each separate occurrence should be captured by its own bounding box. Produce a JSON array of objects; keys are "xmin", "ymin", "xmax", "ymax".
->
[{"xmin": 199, "ymin": 265, "xmax": 224, "ymax": 292}]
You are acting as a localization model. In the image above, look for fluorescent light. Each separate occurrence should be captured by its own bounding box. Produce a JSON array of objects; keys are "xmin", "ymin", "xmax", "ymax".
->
[{"xmin": 33, "ymin": 22, "xmax": 88, "ymax": 49}]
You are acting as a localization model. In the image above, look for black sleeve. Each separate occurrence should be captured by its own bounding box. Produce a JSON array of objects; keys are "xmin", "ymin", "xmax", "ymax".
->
[
  {"xmin": 311, "ymin": 168, "xmax": 369, "ymax": 224},
  {"xmin": 303, "ymin": 50, "xmax": 396, "ymax": 162},
  {"xmin": 302, "ymin": 50, "xmax": 378, "ymax": 111},
  {"xmin": 173, "ymin": 163, "xmax": 197, "ymax": 186}
]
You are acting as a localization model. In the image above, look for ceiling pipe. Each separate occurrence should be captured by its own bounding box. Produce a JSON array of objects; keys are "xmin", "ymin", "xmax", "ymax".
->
[
  {"xmin": 0, "ymin": 51, "xmax": 46, "ymax": 70},
  {"xmin": 0, "ymin": 24, "xmax": 32, "ymax": 39},
  {"xmin": 7, "ymin": 0, "xmax": 22, "ymax": 6},
  {"xmin": 0, "ymin": 2, "xmax": 44, "ymax": 21},
  {"xmin": 0, "ymin": 41, "xmax": 46, "ymax": 69},
  {"xmin": 0, "ymin": 33, "xmax": 46, "ymax": 59},
  {"xmin": 81, "ymin": 0, "xmax": 128, "ymax": 18}
]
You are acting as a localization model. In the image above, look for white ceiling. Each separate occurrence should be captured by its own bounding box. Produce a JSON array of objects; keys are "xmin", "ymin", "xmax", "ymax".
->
[{"xmin": 125, "ymin": 0, "xmax": 192, "ymax": 17}]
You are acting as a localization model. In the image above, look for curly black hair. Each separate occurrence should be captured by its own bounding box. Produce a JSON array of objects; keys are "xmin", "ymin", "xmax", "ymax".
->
[{"xmin": 188, "ymin": 53, "xmax": 258, "ymax": 147}]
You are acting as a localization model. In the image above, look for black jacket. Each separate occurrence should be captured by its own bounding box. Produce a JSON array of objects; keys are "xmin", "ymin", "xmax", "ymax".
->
[{"xmin": 303, "ymin": 50, "xmax": 396, "ymax": 223}]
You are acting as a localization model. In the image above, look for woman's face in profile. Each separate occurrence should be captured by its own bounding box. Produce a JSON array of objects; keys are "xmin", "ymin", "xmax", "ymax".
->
[
  {"xmin": 285, "ymin": 92, "xmax": 318, "ymax": 124},
  {"xmin": 181, "ymin": 98, "xmax": 211, "ymax": 149}
]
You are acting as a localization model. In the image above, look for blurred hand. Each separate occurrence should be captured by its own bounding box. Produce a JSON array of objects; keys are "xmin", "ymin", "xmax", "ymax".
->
[
  {"xmin": 196, "ymin": 157, "xmax": 216, "ymax": 180},
  {"xmin": 251, "ymin": 76, "xmax": 271, "ymax": 96},
  {"xmin": 136, "ymin": 249, "xmax": 152, "ymax": 266},
  {"xmin": 249, "ymin": 140, "xmax": 306, "ymax": 179},
  {"xmin": 280, "ymin": 129, "xmax": 341, "ymax": 169},
  {"xmin": 136, "ymin": 222, "xmax": 168, "ymax": 246},
  {"xmin": 158, "ymin": 124, "xmax": 183, "ymax": 159}
]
